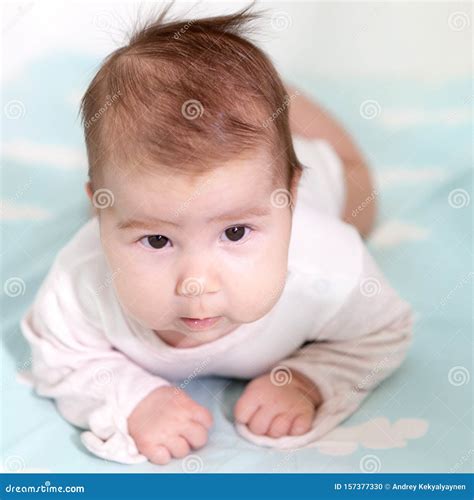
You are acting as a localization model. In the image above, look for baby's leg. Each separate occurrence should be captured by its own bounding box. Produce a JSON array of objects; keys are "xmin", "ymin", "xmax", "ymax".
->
[{"xmin": 286, "ymin": 84, "xmax": 377, "ymax": 239}]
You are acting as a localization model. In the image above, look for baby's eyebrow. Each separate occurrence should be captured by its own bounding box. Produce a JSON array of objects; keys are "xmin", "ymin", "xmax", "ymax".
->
[
  {"xmin": 117, "ymin": 216, "xmax": 179, "ymax": 230},
  {"xmin": 117, "ymin": 205, "xmax": 271, "ymax": 230},
  {"xmin": 209, "ymin": 205, "xmax": 271, "ymax": 223}
]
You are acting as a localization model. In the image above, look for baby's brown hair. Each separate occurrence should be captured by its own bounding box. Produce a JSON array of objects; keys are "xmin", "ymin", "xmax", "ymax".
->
[{"xmin": 80, "ymin": 3, "xmax": 302, "ymax": 192}]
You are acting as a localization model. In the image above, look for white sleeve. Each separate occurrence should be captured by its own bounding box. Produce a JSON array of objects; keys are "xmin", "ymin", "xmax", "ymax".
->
[
  {"xmin": 20, "ymin": 269, "xmax": 170, "ymax": 464},
  {"xmin": 235, "ymin": 244, "xmax": 414, "ymax": 448}
]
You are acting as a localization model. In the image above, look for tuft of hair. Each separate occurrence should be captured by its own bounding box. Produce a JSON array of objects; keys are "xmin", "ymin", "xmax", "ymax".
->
[{"xmin": 80, "ymin": 3, "xmax": 302, "ymax": 190}]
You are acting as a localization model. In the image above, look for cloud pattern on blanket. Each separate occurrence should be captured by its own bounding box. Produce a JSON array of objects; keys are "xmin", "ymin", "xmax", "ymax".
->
[{"xmin": 306, "ymin": 417, "xmax": 429, "ymax": 456}]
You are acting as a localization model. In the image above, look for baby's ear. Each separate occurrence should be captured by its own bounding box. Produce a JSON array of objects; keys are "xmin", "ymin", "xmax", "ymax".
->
[
  {"xmin": 85, "ymin": 181, "xmax": 93, "ymax": 200},
  {"xmin": 85, "ymin": 181, "xmax": 99, "ymax": 218},
  {"xmin": 290, "ymin": 168, "xmax": 303, "ymax": 202}
]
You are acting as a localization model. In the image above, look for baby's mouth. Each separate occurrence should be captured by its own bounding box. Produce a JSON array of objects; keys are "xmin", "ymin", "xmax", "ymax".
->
[{"xmin": 179, "ymin": 316, "xmax": 223, "ymax": 331}]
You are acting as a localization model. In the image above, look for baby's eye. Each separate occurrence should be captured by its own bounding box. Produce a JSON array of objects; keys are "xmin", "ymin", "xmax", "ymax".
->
[
  {"xmin": 139, "ymin": 235, "xmax": 170, "ymax": 250},
  {"xmin": 221, "ymin": 225, "xmax": 251, "ymax": 243}
]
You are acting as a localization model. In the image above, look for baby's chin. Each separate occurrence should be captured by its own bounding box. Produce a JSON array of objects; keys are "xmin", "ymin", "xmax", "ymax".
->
[
  {"xmin": 153, "ymin": 318, "xmax": 243, "ymax": 348},
  {"xmin": 152, "ymin": 329, "xmax": 230, "ymax": 349}
]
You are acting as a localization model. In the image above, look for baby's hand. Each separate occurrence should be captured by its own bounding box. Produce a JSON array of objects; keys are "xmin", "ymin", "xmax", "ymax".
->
[
  {"xmin": 233, "ymin": 368, "xmax": 322, "ymax": 438},
  {"xmin": 128, "ymin": 386, "xmax": 213, "ymax": 465}
]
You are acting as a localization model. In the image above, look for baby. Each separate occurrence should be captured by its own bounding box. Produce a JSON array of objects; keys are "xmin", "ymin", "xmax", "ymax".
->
[{"xmin": 20, "ymin": 7, "xmax": 414, "ymax": 466}]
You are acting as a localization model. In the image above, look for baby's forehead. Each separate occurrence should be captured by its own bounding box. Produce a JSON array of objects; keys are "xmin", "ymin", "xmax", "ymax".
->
[
  {"xmin": 109, "ymin": 151, "xmax": 275, "ymax": 194},
  {"xmin": 104, "ymin": 156, "xmax": 278, "ymax": 219}
]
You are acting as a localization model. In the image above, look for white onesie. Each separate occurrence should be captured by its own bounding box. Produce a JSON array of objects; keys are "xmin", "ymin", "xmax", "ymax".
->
[{"xmin": 20, "ymin": 136, "xmax": 414, "ymax": 464}]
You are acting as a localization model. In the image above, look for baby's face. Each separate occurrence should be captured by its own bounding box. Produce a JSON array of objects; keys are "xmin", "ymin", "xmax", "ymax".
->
[{"xmin": 89, "ymin": 150, "xmax": 298, "ymax": 348}]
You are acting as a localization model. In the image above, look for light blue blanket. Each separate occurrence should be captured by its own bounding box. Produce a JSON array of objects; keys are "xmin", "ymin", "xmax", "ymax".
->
[{"xmin": 1, "ymin": 52, "xmax": 471, "ymax": 473}]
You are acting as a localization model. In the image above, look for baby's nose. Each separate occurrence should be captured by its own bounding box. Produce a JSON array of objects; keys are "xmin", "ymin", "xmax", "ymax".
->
[
  {"xmin": 177, "ymin": 276, "xmax": 219, "ymax": 297},
  {"xmin": 178, "ymin": 277, "xmax": 205, "ymax": 297}
]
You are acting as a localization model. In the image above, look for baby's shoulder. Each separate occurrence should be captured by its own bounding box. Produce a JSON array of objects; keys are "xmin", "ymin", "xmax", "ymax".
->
[
  {"xmin": 55, "ymin": 215, "xmax": 102, "ymax": 267},
  {"xmin": 40, "ymin": 216, "xmax": 108, "ymax": 319},
  {"xmin": 288, "ymin": 210, "xmax": 364, "ymax": 281}
]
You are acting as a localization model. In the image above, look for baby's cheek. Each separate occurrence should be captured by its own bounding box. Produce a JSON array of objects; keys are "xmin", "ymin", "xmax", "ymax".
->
[
  {"xmin": 254, "ymin": 248, "xmax": 289, "ymax": 300},
  {"xmin": 113, "ymin": 272, "xmax": 174, "ymax": 327},
  {"xmin": 226, "ymin": 259, "xmax": 288, "ymax": 322}
]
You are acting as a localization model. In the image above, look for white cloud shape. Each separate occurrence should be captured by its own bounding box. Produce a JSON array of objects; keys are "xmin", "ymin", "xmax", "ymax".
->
[
  {"xmin": 2, "ymin": 140, "xmax": 86, "ymax": 170},
  {"xmin": 376, "ymin": 167, "xmax": 447, "ymax": 189},
  {"xmin": 306, "ymin": 417, "xmax": 429, "ymax": 456},
  {"xmin": 369, "ymin": 219, "xmax": 430, "ymax": 249},
  {"xmin": 0, "ymin": 200, "xmax": 51, "ymax": 220},
  {"xmin": 381, "ymin": 107, "xmax": 470, "ymax": 129}
]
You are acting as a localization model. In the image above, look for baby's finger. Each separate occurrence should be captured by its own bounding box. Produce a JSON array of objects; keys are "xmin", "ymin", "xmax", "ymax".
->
[
  {"xmin": 166, "ymin": 436, "xmax": 191, "ymax": 459},
  {"xmin": 191, "ymin": 405, "xmax": 213, "ymax": 429},
  {"xmin": 181, "ymin": 422, "xmax": 209, "ymax": 449},
  {"xmin": 234, "ymin": 395, "xmax": 260, "ymax": 424},
  {"xmin": 267, "ymin": 413, "xmax": 295, "ymax": 438},
  {"xmin": 289, "ymin": 413, "xmax": 314, "ymax": 436},
  {"xmin": 248, "ymin": 406, "xmax": 273, "ymax": 435},
  {"xmin": 149, "ymin": 445, "xmax": 171, "ymax": 465}
]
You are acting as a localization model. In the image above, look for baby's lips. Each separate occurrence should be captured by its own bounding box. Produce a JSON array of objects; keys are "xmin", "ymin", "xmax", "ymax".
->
[{"xmin": 180, "ymin": 316, "xmax": 223, "ymax": 331}]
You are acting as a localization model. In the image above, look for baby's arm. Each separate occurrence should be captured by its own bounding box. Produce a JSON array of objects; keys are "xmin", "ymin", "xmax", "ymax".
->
[
  {"xmin": 20, "ymin": 271, "xmax": 211, "ymax": 464},
  {"xmin": 234, "ymin": 245, "xmax": 413, "ymax": 447},
  {"xmin": 286, "ymin": 83, "xmax": 376, "ymax": 238},
  {"xmin": 285, "ymin": 83, "xmax": 365, "ymax": 165}
]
